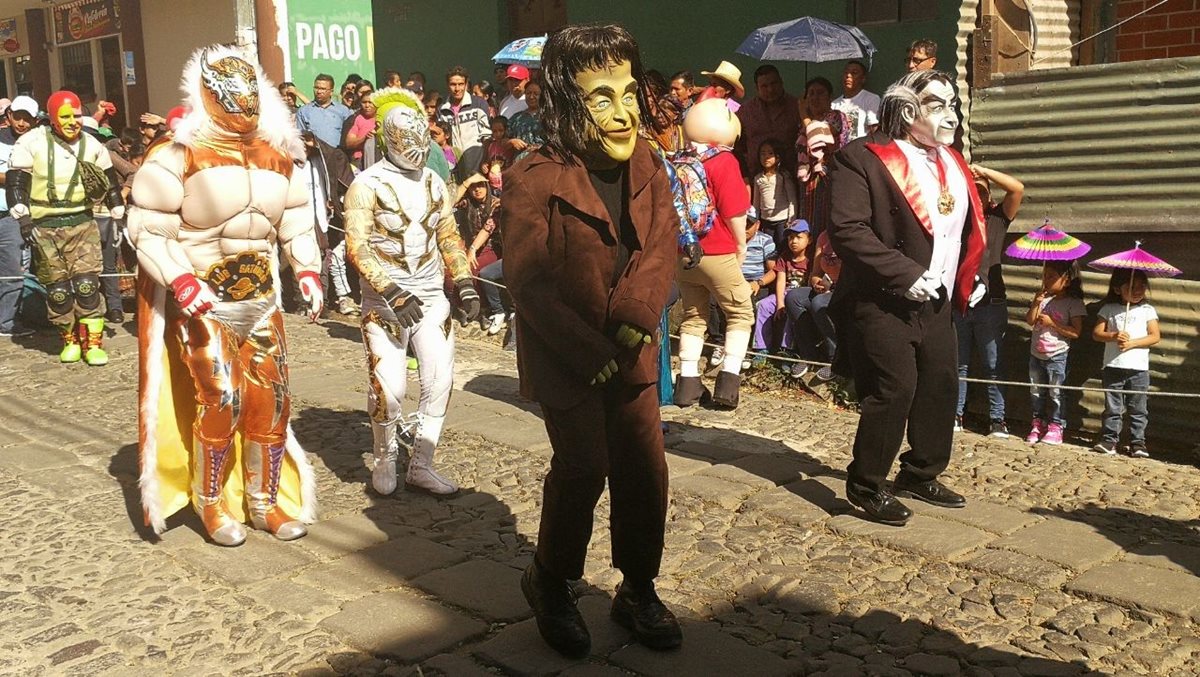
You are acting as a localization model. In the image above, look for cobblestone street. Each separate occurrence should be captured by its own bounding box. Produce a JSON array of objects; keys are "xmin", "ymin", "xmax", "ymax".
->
[{"xmin": 3, "ymin": 315, "xmax": 1200, "ymax": 676}]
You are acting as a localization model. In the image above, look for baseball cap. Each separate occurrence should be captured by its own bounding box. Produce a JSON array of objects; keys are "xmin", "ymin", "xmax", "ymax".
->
[
  {"xmin": 9, "ymin": 95, "xmax": 38, "ymax": 117},
  {"xmin": 745, "ymin": 206, "xmax": 759, "ymax": 224},
  {"xmin": 786, "ymin": 219, "xmax": 811, "ymax": 234},
  {"xmin": 0, "ymin": 98, "xmax": 10, "ymax": 115},
  {"xmin": 506, "ymin": 64, "xmax": 530, "ymax": 81}
]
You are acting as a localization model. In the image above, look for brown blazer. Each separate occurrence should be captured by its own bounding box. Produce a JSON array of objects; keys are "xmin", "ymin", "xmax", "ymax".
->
[{"xmin": 502, "ymin": 139, "xmax": 679, "ymax": 408}]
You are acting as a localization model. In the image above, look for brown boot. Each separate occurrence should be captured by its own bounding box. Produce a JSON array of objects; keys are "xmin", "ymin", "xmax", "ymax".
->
[
  {"xmin": 711, "ymin": 371, "xmax": 741, "ymax": 409},
  {"xmin": 673, "ymin": 375, "xmax": 708, "ymax": 407}
]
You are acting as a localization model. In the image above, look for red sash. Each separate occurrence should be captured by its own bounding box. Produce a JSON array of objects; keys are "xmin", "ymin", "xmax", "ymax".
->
[{"xmin": 865, "ymin": 141, "xmax": 987, "ymax": 313}]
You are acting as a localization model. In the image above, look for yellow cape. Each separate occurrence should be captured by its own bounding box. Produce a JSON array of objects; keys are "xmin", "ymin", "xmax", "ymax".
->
[{"xmin": 136, "ymin": 272, "xmax": 316, "ymax": 534}]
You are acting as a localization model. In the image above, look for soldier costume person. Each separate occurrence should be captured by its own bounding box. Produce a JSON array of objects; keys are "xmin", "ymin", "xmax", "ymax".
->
[
  {"xmin": 342, "ymin": 87, "xmax": 480, "ymax": 498},
  {"xmin": 128, "ymin": 46, "xmax": 322, "ymax": 547},
  {"xmin": 503, "ymin": 24, "xmax": 683, "ymax": 658},
  {"xmin": 827, "ymin": 69, "xmax": 988, "ymax": 527},
  {"xmin": 7, "ymin": 89, "xmax": 125, "ymax": 364}
]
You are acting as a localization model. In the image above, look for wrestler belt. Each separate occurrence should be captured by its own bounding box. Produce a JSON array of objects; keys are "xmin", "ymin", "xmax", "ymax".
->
[{"xmin": 201, "ymin": 251, "xmax": 274, "ymax": 302}]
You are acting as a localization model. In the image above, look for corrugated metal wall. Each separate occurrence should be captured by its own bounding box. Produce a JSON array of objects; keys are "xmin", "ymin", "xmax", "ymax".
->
[
  {"xmin": 956, "ymin": 0, "xmax": 979, "ymax": 157},
  {"xmin": 1030, "ymin": 0, "xmax": 1080, "ymax": 69},
  {"xmin": 966, "ymin": 57, "xmax": 1200, "ymax": 452}
]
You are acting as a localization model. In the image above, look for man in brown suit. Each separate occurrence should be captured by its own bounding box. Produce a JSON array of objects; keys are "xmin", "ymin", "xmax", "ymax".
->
[{"xmin": 502, "ymin": 24, "xmax": 682, "ymax": 658}]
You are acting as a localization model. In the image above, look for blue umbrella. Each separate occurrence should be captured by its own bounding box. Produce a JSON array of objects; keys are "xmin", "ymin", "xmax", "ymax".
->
[
  {"xmin": 492, "ymin": 35, "xmax": 546, "ymax": 68},
  {"xmin": 737, "ymin": 17, "xmax": 877, "ymax": 69}
]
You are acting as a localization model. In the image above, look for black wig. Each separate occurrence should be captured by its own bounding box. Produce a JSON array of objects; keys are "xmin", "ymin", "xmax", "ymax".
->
[{"xmin": 540, "ymin": 23, "xmax": 659, "ymax": 163}]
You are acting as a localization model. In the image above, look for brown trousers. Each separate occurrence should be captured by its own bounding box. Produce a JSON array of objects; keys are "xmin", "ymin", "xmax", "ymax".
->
[{"xmin": 535, "ymin": 381, "xmax": 668, "ymax": 582}]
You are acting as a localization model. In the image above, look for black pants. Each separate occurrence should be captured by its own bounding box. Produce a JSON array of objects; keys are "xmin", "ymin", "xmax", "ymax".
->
[
  {"xmin": 846, "ymin": 295, "xmax": 958, "ymax": 493},
  {"xmin": 535, "ymin": 381, "xmax": 668, "ymax": 582}
]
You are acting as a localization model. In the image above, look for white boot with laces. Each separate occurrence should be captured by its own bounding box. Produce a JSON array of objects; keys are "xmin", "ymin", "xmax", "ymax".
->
[{"xmin": 405, "ymin": 414, "xmax": 459, "ymax": 495}]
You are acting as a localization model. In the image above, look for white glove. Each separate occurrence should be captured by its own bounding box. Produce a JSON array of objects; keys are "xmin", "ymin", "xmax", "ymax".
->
[
  {"xmin": 10, "ymin": 203, "xmax": 29, "ymax": 220},
  {"xmin": 110, "ymin": 205, "xmax": 126, "ymax": 221},
  {"xmin": 968, "ymin": 277, "xmax": 987, "ymax": 308},
  {"xmin": 904, "ymin": 270, "xmax": 942, "ymax": 303},
  {"xmin": 297, "ymin": 271, "xmax": 324, "ymax": 321}
]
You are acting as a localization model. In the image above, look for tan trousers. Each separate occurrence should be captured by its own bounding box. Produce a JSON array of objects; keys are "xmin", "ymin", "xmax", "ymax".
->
[{"xmin": 677, "ymin": 252, "xmax": 753, "ymax": 338}]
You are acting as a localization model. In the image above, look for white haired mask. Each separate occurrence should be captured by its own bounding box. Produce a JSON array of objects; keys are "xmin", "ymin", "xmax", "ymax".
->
[{"xmin": 381, "ymin": 105, "xmax": 430, "ymax": 170}]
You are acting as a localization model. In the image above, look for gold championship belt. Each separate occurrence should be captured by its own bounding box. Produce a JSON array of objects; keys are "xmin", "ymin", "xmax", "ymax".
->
[{"xmin": 201, "ymin": 252, "xmax": 274, "ymax": 302}]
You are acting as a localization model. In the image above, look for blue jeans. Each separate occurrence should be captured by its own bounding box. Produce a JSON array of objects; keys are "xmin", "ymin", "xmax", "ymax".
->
[
  {"xmin": 954, "ymin": 301, "xmax": 1007, "ymax": 420},
  {"xmin": 478, "ymin": 258, "xmax": 505, "ymax": 315},
  {"xmin": 0, "ymin": 215, "xmax": 24, "ymax": 333},
  {"xmin": 1029, "ymin": 352, "xmax": 1068, "ymax": 426},
  {"xmin": 784, "ymin": 287, "xmax": 836, "ymax": 360},
  {"xmin": 96, "ymin": 216, "xmax": 124, "ymax": 315},
  {"xmin": 1101, "ymin": 367, "xmax": 1149, "ymax": 444}
]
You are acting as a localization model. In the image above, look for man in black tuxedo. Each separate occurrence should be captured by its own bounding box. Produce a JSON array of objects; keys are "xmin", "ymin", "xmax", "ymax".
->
[{"xmin": 827, "ymin": 70, "xmax": 989, "ymax": 526}]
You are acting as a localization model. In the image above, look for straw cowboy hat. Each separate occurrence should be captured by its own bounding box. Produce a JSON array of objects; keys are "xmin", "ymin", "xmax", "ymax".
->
[{"xmin": 701, "ymin": 61, "xmax": 745, "ymax": 98}]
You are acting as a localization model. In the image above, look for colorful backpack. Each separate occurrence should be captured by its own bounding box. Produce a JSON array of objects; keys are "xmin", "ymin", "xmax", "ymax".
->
[{"xmin": 667, "ymin": 144, "xmax": 726, "ymax": 240}]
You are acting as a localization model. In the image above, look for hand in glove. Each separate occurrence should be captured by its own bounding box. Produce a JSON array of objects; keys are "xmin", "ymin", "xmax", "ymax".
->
[
  {"xmin": 11, "ymin": 204, "xmax": 35, "ymax": 247},
  {"xmin": 110, "ymin": 205, "xmax": 126, "ymax": 221},
  {"xmin": 297, "ymin": 271, "xmax": 324, "ymax": 321},
  {"xmin": 681, "ymin": 241, "xmax": 704, "ymax": 270},
  {"xmin": 967, "ymin": 277, "xmax": 987, "ymax": 308},
  {"xmin": 453, "ymin": 279, "xmax": 481, "ymax": 325},
  {"xmin": 171, "ymin": 273, "xmax": 219, "ymax": 318},
  {"xmin": 382, "ymin": 284, "xmax": 424, "ymax": 328},
  {"xmin": 904, "ymin": 270, "xmax": 942, "ymax": 303},
  {"xmin": 614, "ymin": 323, "xmax": 652, "ymax": 349},
  {"xmin": 590, "ymin": 359, "xmax": 619, "ymax": 386}
]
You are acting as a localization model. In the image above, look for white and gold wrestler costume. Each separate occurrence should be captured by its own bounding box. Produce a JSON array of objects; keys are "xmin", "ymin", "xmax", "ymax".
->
[
  {"xmin": 128, "ymin": 46, "xmax": 323, "ymax": 546},
  {"xmin": 344, "ymin": 88, "xmax": 480, "ymax": 497}
]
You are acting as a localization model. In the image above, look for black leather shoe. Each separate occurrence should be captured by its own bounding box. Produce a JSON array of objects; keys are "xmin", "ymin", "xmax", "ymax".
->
[
  {"xmin": 106, "ymin": 307, "xmax": 124, "ymax": 324},
  {"xmin": 846, "ymin": 482, "xmax": 912, "ymax": 526},
  {"xmin": 673, "ymin": 375, "xmax": 707, "ymax": 407},
  {"xmin": 611, "ymin": 580, "xmax": 682, "ymax": 650},
  {"xmin": 893, "ymin": 477, "xmax": 967, "ymax": 509},
  {"xmin": 711, "ymin": 371, "xmax": 740, "ymax": 409},
  {"xmin": 521, "ymin": 562, "xmax": 590, "ymax": 658}
]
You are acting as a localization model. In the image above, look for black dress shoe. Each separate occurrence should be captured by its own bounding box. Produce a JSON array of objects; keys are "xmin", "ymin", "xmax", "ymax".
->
[
  {"xmin": 106, "ymin": 308, "xmax": 124, "ymax": 324},
  {"xmin": 521, "ymin": 562, "xmax": 590, "ymax": 658},
  {"xmin": 893, "ymin": 477, "xmax": 967, "ymax": 509},
  {"xmin": 845, "ymin": 482, "xmax": 912, "ymax": 526},
  {"xmin": 611, "ymin": 580, "xmax": 682, "ymax": 650}
]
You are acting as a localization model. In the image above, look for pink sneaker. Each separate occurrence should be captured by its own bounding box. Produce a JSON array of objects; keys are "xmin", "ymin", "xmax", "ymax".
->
[
  {"xmin": 1025, "ymin": 418, "xmax": 1044, "ymax": 444},
  {"xmin": 1042, "ymin": 422, "xmax": 1064, "ymax": 445}
]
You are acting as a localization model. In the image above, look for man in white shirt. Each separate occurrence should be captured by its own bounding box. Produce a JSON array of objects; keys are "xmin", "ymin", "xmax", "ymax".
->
[
  {"xmin": 498, "ymin": 64, "xmax": 530, "ymax": 119},
  {"xmin": 832, "ymin": 60, "xmax": 880, "ymax": 141},
  {"xmin": 827, "ymin": 70, "xmax": 989, "ymax": 526}
]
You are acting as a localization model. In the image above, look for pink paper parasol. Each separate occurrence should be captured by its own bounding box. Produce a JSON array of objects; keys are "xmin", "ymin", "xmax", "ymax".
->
[
  {"xmin": 1089, "ymin": 241, "xmax": 1180, "ymax": 331},
  {"xmin": 1005, "ymin": 219, "xmax": 1092, "ymax": 261},
  {"xmin": 1088, "ymin": 241, "xmax": 1182, "ymax": 278}
]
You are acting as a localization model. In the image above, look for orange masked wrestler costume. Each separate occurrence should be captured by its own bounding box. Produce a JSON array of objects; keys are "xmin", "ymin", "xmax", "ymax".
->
[{"xmin": 128, "ymin": 46, "xmax": 323, "ymax": 546}]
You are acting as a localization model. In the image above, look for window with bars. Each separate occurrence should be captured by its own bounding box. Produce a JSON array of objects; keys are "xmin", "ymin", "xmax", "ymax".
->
[{"xmin": 853, "ymin": 0, "xmax": 939, "ymax": 25}]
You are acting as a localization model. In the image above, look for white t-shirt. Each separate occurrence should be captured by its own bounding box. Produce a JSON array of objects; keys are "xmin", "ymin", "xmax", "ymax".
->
[
  {"xmin": 498, "ymin": 94, "xmax": 527, "ymax": 120},
  {"xmin": 1099, "ymin": 301, "xmax": 1158, "ymax": 371},
  {"xmin": 832, "ymin": 90, "xmax": 881, "ymax": 141}
]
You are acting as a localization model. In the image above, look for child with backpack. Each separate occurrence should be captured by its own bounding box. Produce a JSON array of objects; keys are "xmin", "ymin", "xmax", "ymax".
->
[
  {"xmin": 1091, "ymin": 269, "xmax": 1160, "ymax": 458},
  {"xmin": 672, "ymin": 98, "xmax": 754, "ymax": 410},
  {"xmin": 1025, "ymin": 260, "xmax": 1086, "ymax": 445}
]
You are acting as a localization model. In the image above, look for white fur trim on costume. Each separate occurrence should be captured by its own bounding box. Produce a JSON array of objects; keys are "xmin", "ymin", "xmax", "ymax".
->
[
  {"xmin": 285, "ymin": 424, "xmax": 319, "ymax": 523},
  {"xmin": 173, "ymin": 44, "xmax": 303, "ymax": 159},
  {"xmin": 138, "ymin": 283, "xmax": 169, "ymax": 534}
]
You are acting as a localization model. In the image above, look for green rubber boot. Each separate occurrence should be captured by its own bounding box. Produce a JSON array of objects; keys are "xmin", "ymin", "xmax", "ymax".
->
[
  {"xmin": 59, "ymin": 325, "xmax": 82, "ymax": 363},
  {"xmin": 80, "ymin": 318, "xmax": 109, "ymax": 366}
]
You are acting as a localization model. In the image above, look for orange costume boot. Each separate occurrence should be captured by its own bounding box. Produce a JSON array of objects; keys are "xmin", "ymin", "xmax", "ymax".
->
[
  {"xmin": 244, "ymin": 440, "xmax": 307, "ymax": 541},
  {"xmin": 192, "ymin": 437, "xmax": 247, "ymax": 546}
]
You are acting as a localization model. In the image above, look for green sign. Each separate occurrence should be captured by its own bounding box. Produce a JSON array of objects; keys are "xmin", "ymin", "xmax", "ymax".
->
[{"xmin": 286, "ymin": 0, "xmax": 374, "ymax": 88}]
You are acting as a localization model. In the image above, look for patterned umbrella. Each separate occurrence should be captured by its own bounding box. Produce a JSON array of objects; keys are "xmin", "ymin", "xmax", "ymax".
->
[
  {"xmin": 1088, "ymin": 241, "xmax": 1180, "ymax": 330},
  {"xmin": 1088, "ymin": 241, "xmax": 1182, "ymax": 278},
  {"xmin": 1004, "ymin": 219, "xmax": 1092, "ymax": 261},
  {"xmin": 492, "ymin": 36, "xmax": 546, "ymax": 68}
]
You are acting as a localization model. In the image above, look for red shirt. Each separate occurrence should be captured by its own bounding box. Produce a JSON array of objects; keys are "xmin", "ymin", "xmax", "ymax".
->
[{"xmin": 700, "ymin": 150, "xmax": 751, "ymax": 256}]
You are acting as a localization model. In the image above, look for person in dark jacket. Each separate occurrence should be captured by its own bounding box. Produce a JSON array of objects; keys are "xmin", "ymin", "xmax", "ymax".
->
[
  {"xmin": 502, "ymin": 23, "xmax": 683, "ymax": 659},
  {"xmin": 827, "ymin": 69, "xmax": 989, "ymax": 527}
]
